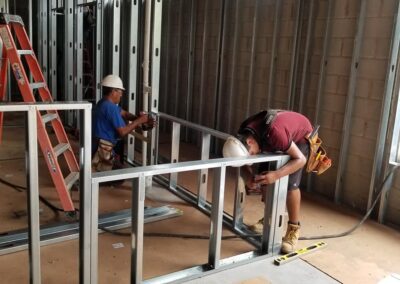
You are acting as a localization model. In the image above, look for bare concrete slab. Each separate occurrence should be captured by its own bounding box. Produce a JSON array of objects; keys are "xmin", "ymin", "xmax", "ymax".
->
[{"xmin": 184, "ymin": 258, "xmax": 339, "ymax": 284}]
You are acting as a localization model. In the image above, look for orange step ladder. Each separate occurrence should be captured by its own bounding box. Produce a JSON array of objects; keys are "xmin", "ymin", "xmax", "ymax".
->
[{"xmin": 0, "ymin": 13, "xmax": 79, "ymax": 212}]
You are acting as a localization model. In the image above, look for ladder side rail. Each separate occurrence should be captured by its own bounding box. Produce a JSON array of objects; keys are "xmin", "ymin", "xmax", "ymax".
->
[
  {"xmin": 36, "ymin": 109, "xmax": 76, "ymax": 211},
  {"xmin": 13, "ymin": 23, "xmax": 79, "ymax": 172},
  {"xmin": 0, "ymin": 24, "xmax": 35, "ymax": 102},
  {"xmin": 13, "ymin": 24, "xmax": 53, "ymax": 102},
  {"xmin": 0, "ymin": 44, "xmax": 8, "ymax": 143},
  {"xmin": 0, "ymin": 23, "xmax": 76, "ymax": 211}
]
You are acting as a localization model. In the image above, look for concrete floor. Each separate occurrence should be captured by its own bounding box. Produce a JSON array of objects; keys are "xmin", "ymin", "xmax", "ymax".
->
[{"xmin": 0, "ymin": 116, "xmax": 400, "ymax": 283}]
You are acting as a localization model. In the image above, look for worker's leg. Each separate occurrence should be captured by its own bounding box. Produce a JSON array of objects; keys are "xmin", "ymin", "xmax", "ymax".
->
[
  {"xmin": 286, "ymin": 187, "xmax": 301, "ymax": 224},
  {"xmin": 281, "ymin": 143, "xmax": 309, "ymax": 253}
]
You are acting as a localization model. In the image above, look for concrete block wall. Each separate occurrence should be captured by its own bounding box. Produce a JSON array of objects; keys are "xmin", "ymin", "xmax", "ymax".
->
[{"xmin": 159, "ymin": 0, "xmax": 400, "ymax": 226}]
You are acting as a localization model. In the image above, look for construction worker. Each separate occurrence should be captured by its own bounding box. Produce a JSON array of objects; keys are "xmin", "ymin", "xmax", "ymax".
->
[
  {"xmin": 92, "ymin": 74, "xmax": 155, "ymax": 172},
  {"xmin": 223, "ymin": 110, "xmax": 313, "ymax": 254}
]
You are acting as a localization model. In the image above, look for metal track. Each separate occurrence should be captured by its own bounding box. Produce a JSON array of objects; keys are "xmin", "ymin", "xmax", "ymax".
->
[{"xmin": 0, "ymin": 206, "xmax": 182, "ymax": 255}]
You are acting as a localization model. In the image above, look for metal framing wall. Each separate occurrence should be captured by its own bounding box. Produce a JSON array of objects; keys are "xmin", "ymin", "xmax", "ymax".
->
[
  {"xmin": 158, "ymin": 0, "xmax": 400, "ymax": 227},
  {"xmin": 6, "ymin": 0, "xmax": 400, "ymax": 232}
]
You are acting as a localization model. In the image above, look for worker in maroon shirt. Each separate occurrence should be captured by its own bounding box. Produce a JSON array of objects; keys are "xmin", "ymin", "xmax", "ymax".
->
[{"xmin": 223, "ymin": 110, "xmax": 313, "ymax": 254}]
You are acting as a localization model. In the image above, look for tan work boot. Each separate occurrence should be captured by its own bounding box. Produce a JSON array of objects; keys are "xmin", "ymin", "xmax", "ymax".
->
[
  {"xmin": 249, "ymin": 217, "xmax": 264, "ymax": 234},
  {"xmin": 281, "ymin": 223, "xmax": 300, "ymax": 254}
]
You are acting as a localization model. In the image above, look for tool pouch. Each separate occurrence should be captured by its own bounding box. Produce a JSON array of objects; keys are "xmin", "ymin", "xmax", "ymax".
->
[
  {"xmin": 306, "ymin": 134, "xmax": 332, "ymax": 175},
  {"xmin": 92, "ymin": 139, "xmax": 114, "ymax": 172}
]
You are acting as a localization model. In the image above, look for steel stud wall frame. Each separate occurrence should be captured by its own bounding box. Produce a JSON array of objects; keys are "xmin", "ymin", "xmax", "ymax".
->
[
  {"xmin": 92, "ymin": 111, "xmax": 290, "ymax": 283},
  {"xmin": 0, "ymin": 102, "xmax": 92, "ymax": 284}
]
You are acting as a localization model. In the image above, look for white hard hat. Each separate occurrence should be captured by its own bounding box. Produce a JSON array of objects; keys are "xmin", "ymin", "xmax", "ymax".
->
[
  {"xmin": 222, "ymin": 136, "xmax": 250, "ymax": 167},
  {"xmin": 101, "ymin": 74, "xmax": 125, "ymax": 90}
]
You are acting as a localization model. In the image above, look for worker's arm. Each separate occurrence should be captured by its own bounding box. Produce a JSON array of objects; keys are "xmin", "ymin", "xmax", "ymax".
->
[
  {"xmin": 241, "ymin": 165, "xmax": 260, "ymax": 190},
  {"xmin": 116, "ymin": 113, "xmax": 149, "ymax": 137},
  {"xmin": 120, "ymin": 109, "xmax": 138, "ymax": 121},
  {"xmin": 255, "ymin": 142, "xmax": 307, "ymax": 185},
  {"xmin": 121, "ymin": 110, "xmax": 157, "ymax": 130}
]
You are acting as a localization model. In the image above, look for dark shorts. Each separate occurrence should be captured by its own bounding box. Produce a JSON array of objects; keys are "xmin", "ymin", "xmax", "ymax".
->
[{"xmin": 258, "ymin": 143, "xmax": 309, "ymax": 191}]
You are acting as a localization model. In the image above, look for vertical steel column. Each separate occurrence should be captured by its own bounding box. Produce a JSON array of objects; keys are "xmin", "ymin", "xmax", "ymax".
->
[
  {"xmin": 287, "ymin": 0, "xmax": 303, "ymax": 110},
  {"xmin": 208, "ymin": 166, "xmax": 226, "ymax": 269},
  {"xmin": 368, "ymin": 1, "xmax": 400, "ymax": 212},
  {"xmin": 162, "ymin": 0, "xmax": 171, "ymax": 124},
  {"xmin": 150, "ymin": 0, "xmax": 162, "ymax": 166},
  {"xmin": 131, "ymin": 175, "xmax": 146, "ymax": 283},
  {"xmin": 79, "ymin": 105, "xmax": 92, "ymax": 284},
  {"xmin": 306, "ymin": 0, "xmax": 333, "ymax": 193},
  {"xmin": 90, "ymin": 181, "xmax": 99, "ymax": 284},
  {"xmin": 378, "ymin": 164, "xmax": 396, "ymax": 223},
  {"xmin": 76, "ymin": 4, "xmax": 83, "ymax": 104},
  {"xmin": 170, "ymin": 122, "xmax": 180, "ymax": 189},
  {"xmin": 267, "ymin": 0, "xmax": 282, "ymax": 108},
  {"xmin": 112, "ymin": 0, "xmax": 121, "ymax": 74},
  {"xmin": 213, "ymin": 0, "xmax": 227, "ymax": 152},
  {"xmin": 28, "ymin": 0, "xmax": 32, "ymax": 40},
  {"xmin": 26, "ymin": 108, "xmax": 41, "ymax": 284},
  {"xmin": 173, "ymin": 0, "xmax": 184, "ymax": 117},
  {"xmin": 0, "ymin": 0, "xmax": 6, "ymax": 12},
  {"xmin": 261, "ymin": 159, "xmax": 288, "ymax": 254},
  {"xmin": 226, "ymin": 0, "xmax": 241, "ymax": 133},
  {"xmin": 335, "ymin": 0, "xmax": 367, "ymax": 203},
  {"xmin": 49, "ymin": 0, "xmax": 57, "ymax": 98},
  {"xmin": 65, "ymin": 0, "xmax": 74, "ymax": 124},
  {"xmin": 198, "ymin": 0, "xmax": 209, "ymax": 126},
  {"xmin": 185, "ymin": 0, "xmax": 196, "ymax": 140},
  {"xmin": 95, "ymin": 0, "xmax": 104, "ymax": 101},
  {"xmin": 233, "ymin": 168, "xmax": 245, "ymax": 228},
  {"xmin": 198, "ymin": 133, "xmax": 211, "ymax": 207},
  {"xmin": 245, "ymin": 0, "xmax": 260, "ymax": 117},
  {"xmin": 298, "ymin": 0, "xmax": 315, "ymax": 113},
  {"xmin": 142, "ymin": 0, "xmax": 152, "ymax": 167},
  {"xmin": 127, "ymin": 0, "xmax": 140, "ymax": 164},
  {"xmin": 38, "ymin": 0, "xmax": 48, "ymax": 82}
]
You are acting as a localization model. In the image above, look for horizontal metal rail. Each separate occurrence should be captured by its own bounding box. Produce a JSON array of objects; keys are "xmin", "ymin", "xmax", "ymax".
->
[
  {"xmin": 92, "ymin": 153, "xmax": 290, "ymax": 283},
  {"xmin": 157, "ymin": 112, "xmax": 231, "ymax": 140}
]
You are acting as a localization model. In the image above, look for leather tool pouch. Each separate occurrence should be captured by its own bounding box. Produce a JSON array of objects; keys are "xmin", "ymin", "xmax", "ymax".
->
[
  {"xmin": 306, "ymin": 133, "xmax": 332, "ymax": 175},
  {"xmin": 92, "ymin": 139, "xmax": 114, "ymax": 172}
]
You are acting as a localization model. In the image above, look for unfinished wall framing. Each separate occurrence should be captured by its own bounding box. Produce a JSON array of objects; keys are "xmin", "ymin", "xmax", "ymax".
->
[
  {"xmin": 159, "ymin": 0, "xmax": 400, "ymax": 227},
  {"xmin": 2, "ymin": 0, "xmax": 400, "ymax": 227}
]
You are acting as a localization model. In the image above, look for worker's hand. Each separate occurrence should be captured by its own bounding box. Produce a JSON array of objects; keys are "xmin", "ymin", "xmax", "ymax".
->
[
  {"xmin": 139, "ymin": 111, "xmax": 157, "ymax": 131},
  {"xmin": 254, "ymin": 171, "xmax": 279, "ymax": 185},
  {"xmin": 245, "ymin": 177, "xmax": 260, "ymax": 190},
  {"xmin": 136, "ymin": 112, "xmax": 149, "ymax": 124}
]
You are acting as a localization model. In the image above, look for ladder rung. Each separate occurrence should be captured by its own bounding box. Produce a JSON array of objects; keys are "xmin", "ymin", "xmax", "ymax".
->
[
  {"xmin": 65, "ymin": 172, "xmax": 79, "ymax": 191},
  {"xmin": 42, "ymin": 113, "xmax": 58, "ymax": 124},
  {"xmin": 17, "ymin": 50, "xmax": 34, "ymax": 56},
  {"xmin": 30, "ymin": 82, "xmax": 46, "ymax": 90},
  {"xmin": 54, "ymin": 143, "xmax": 70, "ymax": 157}
]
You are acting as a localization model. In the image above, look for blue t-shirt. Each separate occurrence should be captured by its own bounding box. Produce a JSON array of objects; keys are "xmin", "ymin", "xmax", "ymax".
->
[{"xmin": 93, "ymin": 98, "xmax": 126, "ymax": 145}]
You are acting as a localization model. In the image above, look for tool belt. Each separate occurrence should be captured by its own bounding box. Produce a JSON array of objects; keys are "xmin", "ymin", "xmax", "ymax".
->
[
  {"xmin": 306, "ymin": 129, "xmax": 332, "ymax": 175},
  {"xmin": 92, "ymin": 139, "xmax": 114, "ymax": 172}
]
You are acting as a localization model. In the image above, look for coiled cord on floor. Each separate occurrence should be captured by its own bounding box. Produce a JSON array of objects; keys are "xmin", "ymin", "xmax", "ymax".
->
[
  {"xmin": 0, "ymin": 177, "xmax": 65, "ymax": 213},
  {"xmin": 299, "ymin": 165, "xmax": 400, "ymax": 240},
  {"xmin": 1, "ymin": 165, "xmax": 398, "ymax": 241},
  {"xmin": 101, "ymin": 166, "xmax": 400, "ymax": 241}
]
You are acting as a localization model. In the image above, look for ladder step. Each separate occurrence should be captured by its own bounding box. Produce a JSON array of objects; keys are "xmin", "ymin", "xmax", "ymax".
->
[
  {"xmin": 53, "ymin": 143, "xmax": 70, "ymax": 157},
  {"xmin": 17, "ymin": 50, "xmax": 34, "ymax": 56},
  {"xmin": 65, "ymin": 172, "xmax": 79, "ymax": 191},
  {"xmin": 30, "ymin": 82, "xmax": 46, "ymax": 90},
  {"xmin": 42, "ymin": 113, "xmax": 58, "ymax": 124}
]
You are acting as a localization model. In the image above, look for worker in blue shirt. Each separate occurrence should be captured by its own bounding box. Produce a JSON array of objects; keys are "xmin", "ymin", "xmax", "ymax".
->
[{"xmin": 92, "ymin": 74, "xmax": 155, "ymax": 172}]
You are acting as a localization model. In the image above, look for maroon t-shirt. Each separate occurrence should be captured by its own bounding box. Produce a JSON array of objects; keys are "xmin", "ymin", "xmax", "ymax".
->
[{"xmin": 263, "ymin": 111, "xmax": 312, "ymax": 152}]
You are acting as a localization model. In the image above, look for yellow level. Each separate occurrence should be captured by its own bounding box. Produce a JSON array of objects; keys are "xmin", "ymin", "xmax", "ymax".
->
[{"xmin": 274, "ymin": 241, "xmax": 327, "ymax": 266}]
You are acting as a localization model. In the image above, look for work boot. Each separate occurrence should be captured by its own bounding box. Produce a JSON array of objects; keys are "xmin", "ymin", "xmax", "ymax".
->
[
  {"xmin": 281, "ymin": 222, "xmax": 300, "ymax": 254},
  {"xmin": 249, "ymin": 217, "xmax": 264, "ymax": 234}
]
